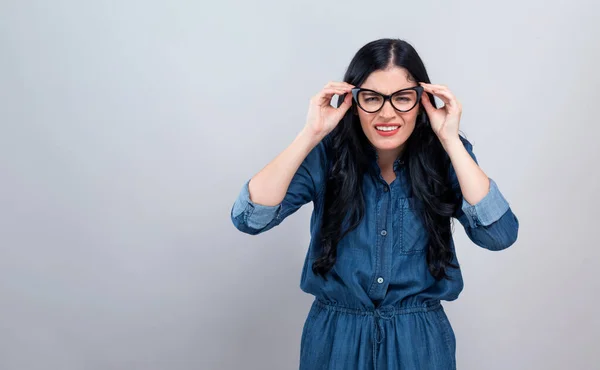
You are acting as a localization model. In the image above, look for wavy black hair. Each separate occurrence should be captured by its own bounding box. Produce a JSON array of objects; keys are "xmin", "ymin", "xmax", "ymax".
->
[{"xmin": 313, "ymin": 38, "xmax": 461, "ymax": 281}]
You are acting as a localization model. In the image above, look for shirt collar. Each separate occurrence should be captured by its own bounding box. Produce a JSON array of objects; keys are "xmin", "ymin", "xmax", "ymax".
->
[{"xmin": 367, "ymin": 145, "xmax": 405, "ymax": 173}]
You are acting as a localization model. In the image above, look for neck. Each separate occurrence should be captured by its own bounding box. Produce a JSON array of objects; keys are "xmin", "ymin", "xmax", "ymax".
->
[{"xmin": 376, "ymin": 146, "xmax": 404, "ymax": 173}]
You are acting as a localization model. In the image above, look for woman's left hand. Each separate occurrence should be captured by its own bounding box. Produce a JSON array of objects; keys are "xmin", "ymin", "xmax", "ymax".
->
[{"xmin": 419, "ymin": 82, "xmax": 461, "ymax": 144}]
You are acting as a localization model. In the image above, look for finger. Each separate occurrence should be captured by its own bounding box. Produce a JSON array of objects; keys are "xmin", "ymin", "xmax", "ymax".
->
[
  {"xmin": 324, "ymin": 92, "xmax": 352, "ymax": 119},
  {"xmin": 326, "ymin": 81, "xmax": 354, "ymax": 88},
  {"xmin": 433, "ymin": 89, "xmax": 453, "ymax": 106},
  {"xmin": 323, "ymin": 88, "xmax": 350, "ymax": 100},
  {"xmin": 333, "ymin": 92, "xmax": 353, "ymax": 113},
  {"xmin": 420, "ymin": 83, "xmax": 457, "ymax": 102},
  {"xmin": 420, "ymin": 82, "xmax": 452, "ymax": 93},
  {"xmin": 325, "ymin": 87, "xmax": 349, "ymax": 94},
  {"xmin": 314, "ymin": 88, "xmax": 350, "ymax": 106},
  {"xmin": 420, "ymin": 82, "xmax": 448, "ymax": 90},
  {"xmin": 434, "ymin": 89, "xmax": 460, "ymax": 109},
  {"xmin": 420, "ymin": 84, "xmax": 455, "ymax": 106},
  {"xmin": 325, "ymin": 81, "xmax": 355, "ymax": 91},
  {"xmin": 316, "ymin": 87, "xmax": 349, "ymax": 100},
  {"xmin": 340, "ymin": 90, "xmax": 353, "ymax": 106},
  {"xmin": 330, "ymin": 90, "xmax": 353, "ymax": 109},
  {"xmin": 420, "ymin": 92, "xmax": 436, "ymax": 115},
  {"xmin": 420, "ymin": 82, "xmax": 448, "ymax": 93}
]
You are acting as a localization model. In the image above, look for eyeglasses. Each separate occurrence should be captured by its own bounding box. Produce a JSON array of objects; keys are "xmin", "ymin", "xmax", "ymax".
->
[{"xmin": 351, "ymin": 86, "xmax": 424, "ymax": 113}]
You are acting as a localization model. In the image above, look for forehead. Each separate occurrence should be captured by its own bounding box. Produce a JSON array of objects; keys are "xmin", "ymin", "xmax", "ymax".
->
[{"xmin": 361, "ymin": 67, "xmax": 415, "ymax": 94}]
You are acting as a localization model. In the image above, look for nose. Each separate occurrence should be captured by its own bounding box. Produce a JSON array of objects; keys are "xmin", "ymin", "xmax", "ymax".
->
[{"xmin": 379, "ymin": 99, "xmax": 396, "ymax": 118}]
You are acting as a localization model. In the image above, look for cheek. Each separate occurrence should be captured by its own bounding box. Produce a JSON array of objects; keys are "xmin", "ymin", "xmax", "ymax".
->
[
  {"xmin": 358, "ymin": 112, "xmax": 372, "ymax": 131},
  {"xmin": 403, "ymin": 115, "xmax": 418, "ymax": 134},
  {"xmin": 405, "ymin": 109, "xmax": 420, "ymax": 123}
]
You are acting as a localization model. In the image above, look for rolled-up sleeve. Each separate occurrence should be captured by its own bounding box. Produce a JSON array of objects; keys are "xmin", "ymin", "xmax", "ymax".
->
[
  {"xmin": 451, "ymin": 137, "xmax": 519, "ymax": 251},
  {"xmin": 460, "ymin": 178, "xmax": 510, "ymax": 228},
  {"xmin": 231, "ymin": 179, "xmax": 282, "ymax": 230},
  {"xmin": 231, "ymin": 136, "xmax": 329, "ymax": 235}
]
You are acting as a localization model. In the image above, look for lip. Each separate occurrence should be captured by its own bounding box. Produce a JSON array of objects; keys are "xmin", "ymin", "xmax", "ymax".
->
[{"xmin": 374, "ymin": 123, "xmax": 401, "ymax": 137}]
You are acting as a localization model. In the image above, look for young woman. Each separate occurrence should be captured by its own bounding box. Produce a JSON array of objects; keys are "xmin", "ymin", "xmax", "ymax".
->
[{"xmin": 231, "ymin": 38, "xmax": 519, "ymax": 370}]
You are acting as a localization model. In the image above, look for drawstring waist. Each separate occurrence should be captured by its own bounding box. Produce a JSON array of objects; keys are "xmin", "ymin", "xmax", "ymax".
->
[{"xmin": 313, "ymin": 298, "xmax": 442, "ymax": 369}]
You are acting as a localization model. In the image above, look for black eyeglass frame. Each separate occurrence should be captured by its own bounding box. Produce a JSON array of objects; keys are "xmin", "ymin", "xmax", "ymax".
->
[{"xmin": 350, "ymin": 86, "xmax": 425, "ymax": 113}]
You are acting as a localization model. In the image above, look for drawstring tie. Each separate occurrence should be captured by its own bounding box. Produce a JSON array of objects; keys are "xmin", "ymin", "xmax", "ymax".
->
[
  {"xmin": 372, "ymin": 307, "xmax": 395, "ymax": 369},
  {"xmin": 373, "ymin": 307, "xmax": 395, "ymax": 344}
]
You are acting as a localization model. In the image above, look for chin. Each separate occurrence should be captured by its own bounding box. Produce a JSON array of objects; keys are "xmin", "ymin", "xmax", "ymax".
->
[
  {"xmin": 369, "ymin": 134, "xmax": 409, "ymax": 150},
  {"xmin": 363, "ymin": 124, "xmax": 415, "ymax": 152},
  {"xmin": 373, "ymin": 140, "xmax": 401, "ymax": 150}
]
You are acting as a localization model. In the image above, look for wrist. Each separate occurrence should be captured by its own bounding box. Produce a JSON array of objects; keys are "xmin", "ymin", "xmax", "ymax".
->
[
  {"xmin": 440, "ymin": 135, "xmax": 462, "ymax": 153},
  {"xmin": 299, "ymin": 126, "xmax": 326, "ymax": 146}
]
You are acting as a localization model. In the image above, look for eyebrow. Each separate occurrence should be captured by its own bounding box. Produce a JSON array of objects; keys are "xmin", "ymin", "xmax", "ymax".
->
[{"xmin": 360, "ymin": 86, "xmax": 418, "ymax": 95}]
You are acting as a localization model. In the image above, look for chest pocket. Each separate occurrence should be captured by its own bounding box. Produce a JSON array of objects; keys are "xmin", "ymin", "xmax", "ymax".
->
[{"xmin": 398, "ymin": 197, "xmax": 428, "ymax": 254}]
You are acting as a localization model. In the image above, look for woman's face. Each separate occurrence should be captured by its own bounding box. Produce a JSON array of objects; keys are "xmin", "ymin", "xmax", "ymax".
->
[{"xmin": 355, "ymin": 67, "xmax": 421, "ymax": 157}]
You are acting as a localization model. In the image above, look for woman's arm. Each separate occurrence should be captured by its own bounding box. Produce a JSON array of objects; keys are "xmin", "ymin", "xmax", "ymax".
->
[
  {"xmin": 447, "ymin": 137, "xmax": 519, "ymax": 250},
  {"xmin": 231, "ymin": 81, "xmax": 354, "ymax": 235},
  {"xmin": 247, "ymin": 128, "xmax": 322, "ymax": 207},
  {"xmin": 418, "ymin": 82, "xmax": 519, "ymax": 250},
  {"xmin": 231, "ymin": 129, "xmax": 328, "ymax": 235}
]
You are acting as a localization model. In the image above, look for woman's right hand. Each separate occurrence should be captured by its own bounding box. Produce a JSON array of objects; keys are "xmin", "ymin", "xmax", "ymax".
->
[{"xmin": 304, "ymin": 81, "xmax": 354, "ymax": 139}]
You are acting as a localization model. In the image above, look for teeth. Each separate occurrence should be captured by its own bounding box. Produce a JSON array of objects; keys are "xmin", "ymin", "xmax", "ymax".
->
[{"xmin": 376, "ymin": 126, "xmax": 399, "ymax": 131}]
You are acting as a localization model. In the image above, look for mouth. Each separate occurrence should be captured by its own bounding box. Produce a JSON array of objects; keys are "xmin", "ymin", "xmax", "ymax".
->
[{"xmin": 374, "ymin": 124, "xmax": 401, "ymax": 136}]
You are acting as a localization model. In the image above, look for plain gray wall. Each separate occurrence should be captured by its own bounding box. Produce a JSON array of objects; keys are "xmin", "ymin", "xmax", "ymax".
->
[{"xmin": 1, "ymin": 0, "xmax": 598, "ymax": 369}]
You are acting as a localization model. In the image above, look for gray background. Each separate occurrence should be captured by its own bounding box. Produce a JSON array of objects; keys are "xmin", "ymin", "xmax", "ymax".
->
[{"xmin": 1, "ymin": 0, "xmax": 598, "ymax": 369}]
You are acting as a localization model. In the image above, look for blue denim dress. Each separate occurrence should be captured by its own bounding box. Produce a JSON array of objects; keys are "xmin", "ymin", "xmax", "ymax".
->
[{"xmin": 231, "ymin": 136, "xmax": 519, "ymax": 370}]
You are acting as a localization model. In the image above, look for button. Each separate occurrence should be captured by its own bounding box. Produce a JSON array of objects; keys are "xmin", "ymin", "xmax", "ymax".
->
[
  {"xmin": 380, "ymin": 230, "xmax": 387, "ymax": 236},
  {"xmin": 377, "ymin": 277, "xmax": 384, "ymax": 284},
  {"xmin": 383, "ymin": 187, "xmax": 389, "ymax": 192}
]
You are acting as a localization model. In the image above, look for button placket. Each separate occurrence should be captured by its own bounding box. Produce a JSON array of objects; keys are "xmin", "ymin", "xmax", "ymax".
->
[{"xmin": 372, "ymin": 184, "xmax": 390, "ymax": 299}]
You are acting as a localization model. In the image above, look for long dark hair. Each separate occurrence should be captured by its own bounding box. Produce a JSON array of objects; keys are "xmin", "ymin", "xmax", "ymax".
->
[{"xmin": 313, "ymin": 38, "xmax": 460, "ymax": 281}]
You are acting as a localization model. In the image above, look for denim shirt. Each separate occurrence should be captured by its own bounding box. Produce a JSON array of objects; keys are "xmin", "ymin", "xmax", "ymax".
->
[{"xmin": 231, "ymin": 136, "xmax": 519, "ymax": 310}]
